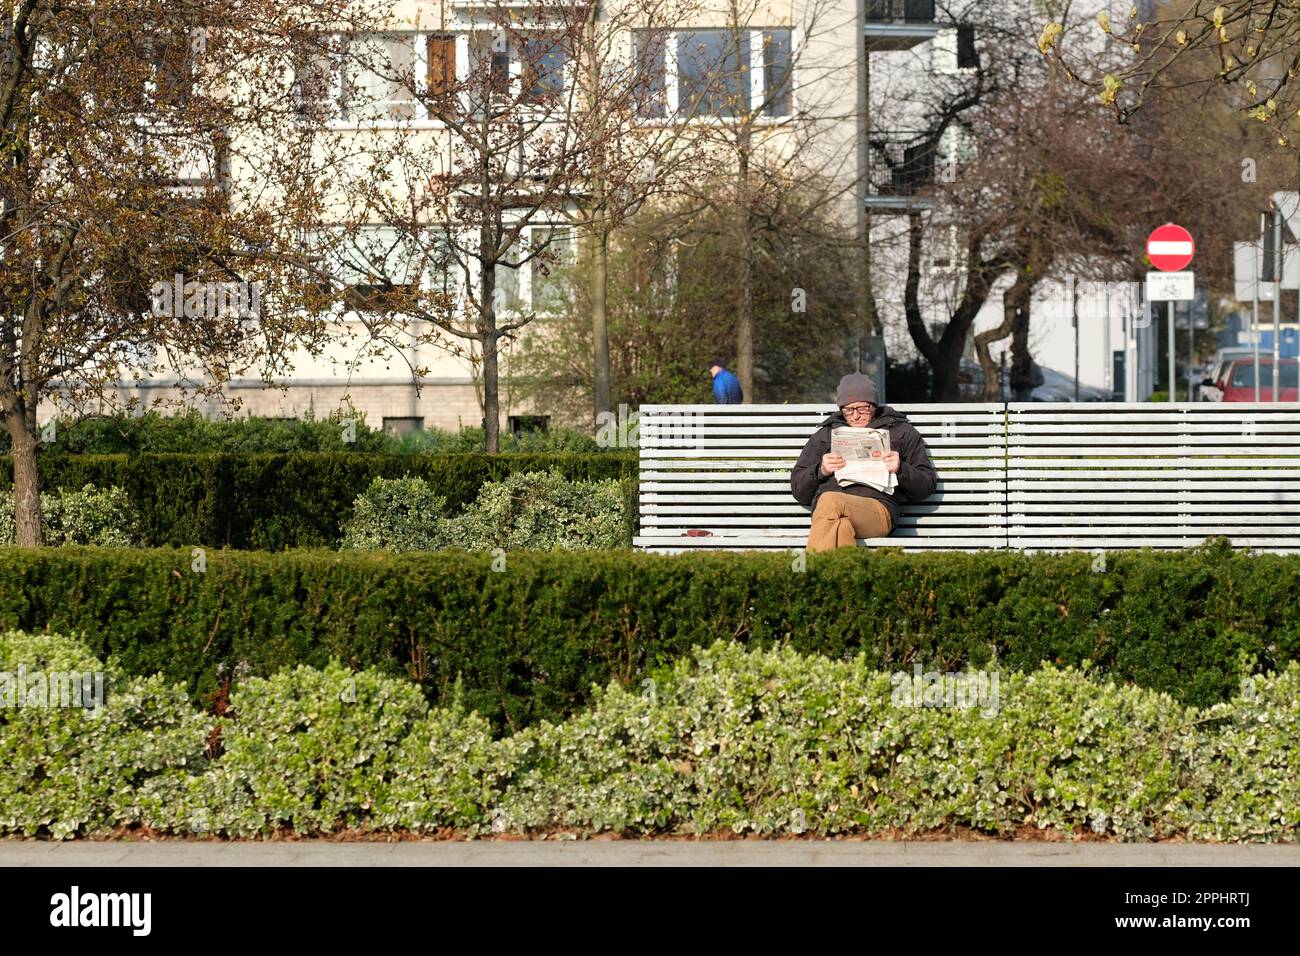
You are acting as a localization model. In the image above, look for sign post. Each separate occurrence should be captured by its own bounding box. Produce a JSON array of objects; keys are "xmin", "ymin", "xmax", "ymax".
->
[
  {"xmin": 1257, "ymin": 214, "xmax": 1265, "ymax": 399},
  {"xmin": 1146, "ymin": 224, "xmax": 1195, "ymax": 403},
  {"xmin": 1273, "ymin": 208, "xmax": 1283, "ymax": 401}
]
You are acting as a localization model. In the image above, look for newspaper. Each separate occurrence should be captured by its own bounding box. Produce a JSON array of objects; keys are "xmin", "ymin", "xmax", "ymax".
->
[{"xmin": 830, "ymin": 426, "xmax": 897, "ymax": 493}]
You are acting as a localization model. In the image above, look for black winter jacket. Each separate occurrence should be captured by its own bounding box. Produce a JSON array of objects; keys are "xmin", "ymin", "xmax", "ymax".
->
[{"xmin": 789, "ymin": 406, "xmax": 938, "ymax": 528}]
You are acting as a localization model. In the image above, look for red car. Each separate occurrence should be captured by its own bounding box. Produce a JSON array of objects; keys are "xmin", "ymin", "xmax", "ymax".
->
[{"xmin": 1217, "ymin": 357, "xmax": 1298, "ymax": 402}]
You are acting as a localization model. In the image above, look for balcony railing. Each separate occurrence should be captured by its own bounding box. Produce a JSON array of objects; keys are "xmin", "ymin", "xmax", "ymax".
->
[
  {"xmin": 867, "ymin": 131, "xmax": 935, "ymax": 199},
  {"xmin": 449, "ymin": 0, "xmax": 585, "ymax": 7},
  {"xmin": 865, "ymin": 0, "xmax": 936, "ymax": 22},
  {"xmin": 865, "ymin": 1, "xmax": 939, "ymax": 50}
]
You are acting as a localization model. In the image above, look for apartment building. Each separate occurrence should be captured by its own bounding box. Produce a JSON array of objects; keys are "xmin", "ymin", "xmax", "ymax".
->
[
  {"xmin": 65, "ymin": 0, "xmax": 876, "ymax": 431},
  {"xmin": 48, "ymin": 0, "xmax": 1165, "ymax": 430}
]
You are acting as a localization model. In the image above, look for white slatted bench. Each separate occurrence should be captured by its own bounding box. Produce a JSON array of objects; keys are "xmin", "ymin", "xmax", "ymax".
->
[
  {"xmin": 635, "ymin": 404, "xmax": 1008, "ymax": 552},
  {"xmin": 1008, "ymin": 402, "xmax": 1300, "ymax": 553}
]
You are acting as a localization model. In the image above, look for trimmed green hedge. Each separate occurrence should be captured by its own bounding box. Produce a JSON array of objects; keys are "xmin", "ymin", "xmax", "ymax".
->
[
  {"xmin": 0, "ymin": 411, "xmax": 606, "ymax": 455},
  {"xmin": 0, "ymin": 541, "xmax": 1295, "ymax": 729},
  {"xmin": 0, "ymin": 452, "xmax": 637, "ymax": 550}
]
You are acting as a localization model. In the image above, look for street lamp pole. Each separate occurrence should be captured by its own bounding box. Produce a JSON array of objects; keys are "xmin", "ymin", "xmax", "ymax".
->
[
  {"xmin": 1273, "ymin": 204, "xmax": 1283, "ymax": 403},
  {"xmin": 1253, "ymin": 216, "xmax": 1261, "ymax": 401},
  {"xmin": 1072, "ymin": 275, "xmax": 1080, "ymax": 402},
  {"xmin": 1167, "ymin": 299, "xmax": 1175, "ymax": 403}
]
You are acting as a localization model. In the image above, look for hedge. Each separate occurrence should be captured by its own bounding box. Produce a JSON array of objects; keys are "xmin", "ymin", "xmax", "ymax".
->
[
  {"xmin": 0, "ymin": 540, "xmax": 1295, "ymax": 729},
  {"xmin": 0, "ymin": 452, "xmax": 637, "ymax": 550},
  {"xmin": 0, "ymin": 411, "xmax": 606, "ymax": 455},
  {"xmin": 4, "ymin": 633, "xmax": 1299, "ymax": 841}
]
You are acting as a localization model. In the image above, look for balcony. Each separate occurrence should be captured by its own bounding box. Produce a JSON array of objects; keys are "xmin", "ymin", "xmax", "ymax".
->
[
  {"xmin": 865, "ymin": 130, "xmax": 935, "ymax": 212},
  {"xmin": 449, "ymin": 0, "xmax": 584, "ymax": 7},
  {"xmin": 865, "ymin": 0, "xmax": 941, "ymax": 51}
]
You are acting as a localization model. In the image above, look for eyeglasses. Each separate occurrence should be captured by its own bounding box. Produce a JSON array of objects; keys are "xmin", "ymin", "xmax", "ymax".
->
[{"xmin": 842, "ymin": 403, "xmax": 875, "ymax": 417}]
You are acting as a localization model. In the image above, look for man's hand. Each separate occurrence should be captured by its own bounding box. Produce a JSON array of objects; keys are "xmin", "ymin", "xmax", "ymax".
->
[
  {"xmin": 820, "ymin": 452, "xmax": 846, "ymax": 476},
  {"xmin": 882, "ymin": 451, "xmax": 901, "ymax": 475}
]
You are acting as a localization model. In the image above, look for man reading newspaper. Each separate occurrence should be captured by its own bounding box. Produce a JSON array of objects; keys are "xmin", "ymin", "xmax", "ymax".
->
[{"xmin": 790, "ymin": 374, "xmax": 938, "ymax": 551}]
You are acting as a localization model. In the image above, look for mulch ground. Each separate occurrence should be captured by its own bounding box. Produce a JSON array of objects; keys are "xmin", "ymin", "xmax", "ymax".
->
[{"xmin": 0, "ymin": 824, "xmax": 1211, "ymax": 843}]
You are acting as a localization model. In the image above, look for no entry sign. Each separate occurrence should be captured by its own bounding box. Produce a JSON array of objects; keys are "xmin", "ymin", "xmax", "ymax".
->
[{"xmin": 1147, "ymin": 223, "xmax": 1195, "ymax": 271}]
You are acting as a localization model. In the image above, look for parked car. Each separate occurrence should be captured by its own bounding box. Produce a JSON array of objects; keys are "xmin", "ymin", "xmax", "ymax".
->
[
  {"xmin": 1199, "ymin": 348, "xmax": 1255, "ymax": 402},
  {"xmin": 1213, "ymin": 357, "xmax": 1299, "ymax": 402},
  {"xmin": 956, "ymin": 359, "xmax": 1112, "ymax": 402},
  {"xmin": 1034, "ymin": 366, "xmax": 1112, "ymax": 402}
]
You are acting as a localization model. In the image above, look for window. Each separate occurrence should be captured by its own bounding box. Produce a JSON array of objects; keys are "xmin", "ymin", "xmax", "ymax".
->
[
  {"xmin": 341, "ymin": 34, "xmax": 417, "ymax": 121},
  {"xmin": 956, "ymin": 25, "xmax": 978, "ymax": 69},
  {"xmin": 383, "ymin": 416, "xmax": 424, "ymax": 436},
  {"xmin": 309, "ymin": 226, "xmax": 427, "ymax": 315},
  {"xmin": 293, "ymin": 31, "xmax": 572, "ymax": 122},
  {"xmin": 932, "ymin": 25, "xmax": 977, "ymax": 73},
  {"xmin": 529, "ymin": 228, "xmax": 574, "ymax": 314},
  {"xmin": 427, "ymin": 35, "xmax": 457, "ymax": 105},
  {"xmin": 678, "ymin": 30, "xmax": 748, "ymax": 117},
  {"xmin": 633, "ymin": 30, "xmax": 667, "ymax": 119},
  {"xmin": 125, "ymin": 25, "xmax": 201, "ymax": 111},
  {"xmin": 509, "ymin": 415, "xmax": 550, "ymax": 436},
  {"xmin": 345, "ymin": 282, "xmax": 416, "ymax": 313},
  {"xmin": 635, "ymin": 27, "xmax": 793, "ymax": 120},
  {"xmin": 494, "ymin": 245, "xmax": 524, "ymax": 314},
  {"xmin": 1231, "ymin": 361, "xmax": 1298, "ymax": 388},
  {"xmin": 469, "ymin": 32, "xmax": 512, "ymax": 103},
  {"xmin": 1230, "ymin": 363, "xmax": 1255, "ymax": 388},
  {"xmin": 425, "ymin": 231, "xmax": 458, "ymax": 301},
  {"xmin": 293, "ymin": 44, "xmax": 336, "ymax": 119},
  {"xmin": 521, "ymin": 34, "xmax": 565, "ymax": 103},
  {"xmin": 937, "ymin": 123, "xmax": 976, "ymax": 168},
  {"xmin": 491, "ymin": 226, "xmax": 573, "ymax": 315},
  {"xmin": 930, "ymin": 222, "xmax": 960, "ymax": 270},
  {"xmin": 151, "ymin": 29, "xmax": 199, "ymax": 106},
  {"xmin": 294, "ymin": 34, "xmax": 418, "ymax": 121},
  {"xmin": 762, "ymin": 30, "xmax": 792, "ymax": 117}
]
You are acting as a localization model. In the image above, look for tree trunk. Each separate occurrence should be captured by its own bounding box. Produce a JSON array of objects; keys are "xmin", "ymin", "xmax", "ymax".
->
[
  {"xmin": 903, "ymin": 211, "xmax": 1009, "ymax": 403},
  {"xmin": 928, "ymin": 355, "xmax": 961, "ymax": 402},
  {"xmin": 480, "ymin": 223, "xmax": 500, "ymax": 453},
  {"xmin": 590, "ymin": 219, "xmax": 611, "ymax": 423},
  {"xmin": 583, "ymin": 6, "xmax": 612, "ymax": 425},
  {"xmin": 735, "ymin": 137, "xmax": 753, "ymax": 400},
  {"xmin": 482, "ymin": 329, "xmax": 500, "ymax": 452},
  {"xmin": 1009, "ymin": 298, "xmax": 1035, "ymax": 400},
  {"xmin": 902, "ymin": 211, "xmax": 960, "ymax": 401},
  {"xmin": 974, "ymin": 268, "xmax": 1036, "ymax": 402},
  {"xmin": 6, "ymin": 416, "xmax": 42, "ymax": 547}
]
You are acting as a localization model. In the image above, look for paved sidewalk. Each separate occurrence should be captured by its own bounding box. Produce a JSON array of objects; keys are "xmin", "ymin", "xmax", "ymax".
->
[{"xmin": 3, "ymin": 840, "xmax": 1298, "ymax": 866}]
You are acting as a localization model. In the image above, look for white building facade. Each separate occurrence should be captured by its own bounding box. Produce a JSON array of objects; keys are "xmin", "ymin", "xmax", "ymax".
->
[{"xmin": 49, "ymin": 0, "xmax": 1176, "ymax": 430}]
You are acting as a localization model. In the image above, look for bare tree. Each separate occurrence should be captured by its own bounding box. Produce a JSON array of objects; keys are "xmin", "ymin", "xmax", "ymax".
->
[
  {"xmin": 884, "ymin": 0, "xmax": 1274, "ymax": 399},
  {"xmin": 666, "ymin": 0, "xmax": 862, "ymax": 399},
  {"xmin": 564, "ymin": 0, "xmax": 707, "ymax": 424},
  {"xmin": 0, "ymin": 0, "xmax": 364, "ymax": 544},
  {"xmin": 306, "ymin": 2, "xmax": 708, "ymax": 448}
]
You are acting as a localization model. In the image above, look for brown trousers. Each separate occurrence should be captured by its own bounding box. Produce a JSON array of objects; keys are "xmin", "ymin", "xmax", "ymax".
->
[{"xmin": 806, "ymin": 492, "xmax": 893, "ymax": 552}]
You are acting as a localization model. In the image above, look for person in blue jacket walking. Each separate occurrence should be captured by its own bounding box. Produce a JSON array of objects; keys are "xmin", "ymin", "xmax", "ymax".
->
[{"xmin": 709, "ymin": 359, "xmax": 744, "ymax": 404}]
